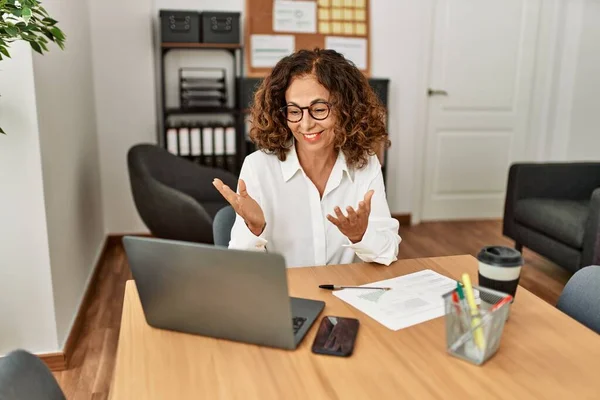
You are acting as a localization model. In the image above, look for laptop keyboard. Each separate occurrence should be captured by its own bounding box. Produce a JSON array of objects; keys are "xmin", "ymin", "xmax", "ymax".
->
[{"xmin": 292, "ymin": 317, "xmax": 307, "ymax": 334}]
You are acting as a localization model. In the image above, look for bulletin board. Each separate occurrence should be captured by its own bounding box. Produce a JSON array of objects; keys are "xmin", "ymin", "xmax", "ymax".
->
[{"xmin": 244, "ymin": 0, "xmax": 371, "ymax": 77}]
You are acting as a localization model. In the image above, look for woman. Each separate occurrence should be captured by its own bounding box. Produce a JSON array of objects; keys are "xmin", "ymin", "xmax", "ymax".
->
[{"xmin": 213, "ymin": 49, "xmax": 401, "ymax": 267}]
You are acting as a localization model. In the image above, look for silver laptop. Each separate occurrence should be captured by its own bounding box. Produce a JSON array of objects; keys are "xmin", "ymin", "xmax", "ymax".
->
[{"xmin": 122, "ymin": 236, "xmax": 325, "ymax": 350}]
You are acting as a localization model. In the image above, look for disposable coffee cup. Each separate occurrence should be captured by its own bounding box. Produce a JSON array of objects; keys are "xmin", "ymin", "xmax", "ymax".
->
[{"xmin": 477, "ymin": 246, "xmax": 523, "ymax": 303}]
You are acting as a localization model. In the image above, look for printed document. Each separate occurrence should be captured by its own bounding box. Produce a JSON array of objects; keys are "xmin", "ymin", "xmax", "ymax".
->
[
  {"xmin": 333, "ymin": 269, "xmax": 457, "ymax": 331},
  {"xmin": 273, "ymin": 1, "xmax": 317, "ymax": 33}
]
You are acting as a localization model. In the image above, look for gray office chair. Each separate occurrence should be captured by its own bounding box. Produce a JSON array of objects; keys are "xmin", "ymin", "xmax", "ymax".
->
[
  {"xmin": 556, "ymin": 265, "xmax": 600, "ymax": 333},
  {"xmin": 127, "ymin": 144, "xmax": 238, "ymax": 244},
  {"xmin": 213, "ymin": 205, "xmax": 236, "ymax": 247},
  {"xmin": 0, "ymin": 349, "xmax": 65, "ymax": 400},
  {"xmin": 503, "ymin": 162, "xmax": 600, "ymax": 272}
]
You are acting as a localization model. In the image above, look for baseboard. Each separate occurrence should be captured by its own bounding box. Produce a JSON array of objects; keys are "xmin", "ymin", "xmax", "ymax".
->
[
  {"xmin": 38, "ymin": 233, "xmax": 150, "ymax": 371},
  {"xmin": 37, "ymin": 236, "xmax": 112, "ymax": 371},
  {"xmin": 392, "ymin": 213, "xmax": 412, "ymax": 226},
  {"xmin": 60, "ymin": 236, "xmax": 112, "ymax": 371},
  {"xmin": 39, "ymin": 352, "xmax": 67, "ymax": 371}
]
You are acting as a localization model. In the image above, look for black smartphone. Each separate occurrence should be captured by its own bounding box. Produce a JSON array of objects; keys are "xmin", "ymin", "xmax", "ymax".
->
[{"xmin": 311, "ymin": 316, "xmax": 359, "ymax": 357}]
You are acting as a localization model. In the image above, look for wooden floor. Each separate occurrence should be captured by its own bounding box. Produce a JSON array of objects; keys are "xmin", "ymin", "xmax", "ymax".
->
[{"xmin": 52, "ymin": 220, "xmax": 572, "ymax": 399}]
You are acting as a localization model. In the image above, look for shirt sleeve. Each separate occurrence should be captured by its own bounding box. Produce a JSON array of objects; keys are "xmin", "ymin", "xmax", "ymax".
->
[
  {"xmin": 227, "ymin": 157, "xmax": 269, "ymax": 252},
  {"xmin": 343, "ymin": 167, "xmax": 401, "ymax": 266}
]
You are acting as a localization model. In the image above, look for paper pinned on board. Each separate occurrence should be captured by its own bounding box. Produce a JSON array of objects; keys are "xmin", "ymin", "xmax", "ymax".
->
[
  {"xmin": 324, "ymin": 36, "xmax": 367, "ymax": 69},
  {"xmin": 273, "ymin": 0, "xmax": 317, "ymax": 33},
  {"xmin": 333, "ymin": 269, "xmax": 458, "ymax": 331},
  {"xmin": 251, "ymin": 34, "xmax": 295, "ymax": 68}
]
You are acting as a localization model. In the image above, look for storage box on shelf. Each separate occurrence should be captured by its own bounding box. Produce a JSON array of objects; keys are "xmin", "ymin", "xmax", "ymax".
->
[{"xmin": 160, "ymin": 10, "xmax": 240, "ymax": 44}]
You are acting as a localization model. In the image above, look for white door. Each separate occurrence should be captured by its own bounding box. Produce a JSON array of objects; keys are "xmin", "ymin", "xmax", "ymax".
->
[{"xmin": 421, "ymin": 0, "xmax": 542, "ymax": 220}]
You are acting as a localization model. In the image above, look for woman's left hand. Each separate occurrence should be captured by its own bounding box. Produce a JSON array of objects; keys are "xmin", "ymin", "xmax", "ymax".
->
[{"xmin": 327, "ymin": 190, "xmax": 374, "ymax": 243}]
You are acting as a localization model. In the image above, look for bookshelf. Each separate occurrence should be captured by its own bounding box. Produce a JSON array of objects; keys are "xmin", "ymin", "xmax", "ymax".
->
[{"xmin": 158, "ymin": 42, "xmax": 246, "ymax": 175}]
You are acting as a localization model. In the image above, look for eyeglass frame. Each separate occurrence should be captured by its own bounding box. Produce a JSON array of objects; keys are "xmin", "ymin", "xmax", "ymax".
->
[{"xmin": 279, "ymin": 101, "xmax": 333, "ymax": 123}]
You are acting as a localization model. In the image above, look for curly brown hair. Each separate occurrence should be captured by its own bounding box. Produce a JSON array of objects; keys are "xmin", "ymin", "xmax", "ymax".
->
[{"xmin": 248, "ymin": 48, "xmax": 390, "ymax": 169}]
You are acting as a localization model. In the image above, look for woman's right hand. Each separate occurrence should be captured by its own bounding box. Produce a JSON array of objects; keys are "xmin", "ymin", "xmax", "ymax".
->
[{"xmin": 212, "ymin": 178, "xmax": 266, "ymax": 236}]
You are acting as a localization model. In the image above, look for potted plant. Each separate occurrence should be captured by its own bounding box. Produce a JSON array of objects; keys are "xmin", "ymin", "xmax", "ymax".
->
[{"xmin": 0, "ymin": 0, "xmax": 66, "ymax": 134}]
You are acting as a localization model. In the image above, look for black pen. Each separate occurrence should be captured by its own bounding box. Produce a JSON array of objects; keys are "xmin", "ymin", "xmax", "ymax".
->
[{"xmin": 319, "ymin": 284, "xmax": 391, "ymax": 291}]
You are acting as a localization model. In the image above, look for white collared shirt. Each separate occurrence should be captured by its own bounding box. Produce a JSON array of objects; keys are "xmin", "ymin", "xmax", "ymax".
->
[{"xmin": 228, "ymin": 144, "xmax": 401, "ymax": 267}]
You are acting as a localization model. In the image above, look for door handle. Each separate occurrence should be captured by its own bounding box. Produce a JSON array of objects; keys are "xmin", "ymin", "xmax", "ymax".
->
[{"xmin": 428, "ymin": 88, "xmax": 448, "ymax": 96}]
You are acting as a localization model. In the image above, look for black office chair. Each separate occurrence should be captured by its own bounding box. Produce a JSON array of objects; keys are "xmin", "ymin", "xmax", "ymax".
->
[
  {"xmin": 0, "ymin": 349, "xmax": 65, "ymax": 400},
  {"xmin": 127, "ymin": 144, "xmax": 238, "ymax": 244}
]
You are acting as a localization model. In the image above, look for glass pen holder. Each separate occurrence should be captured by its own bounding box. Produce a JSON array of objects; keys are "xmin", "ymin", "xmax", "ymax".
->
[{"xmin": 442, "ymin": 285, "xmax": 512, "ymax": 366}]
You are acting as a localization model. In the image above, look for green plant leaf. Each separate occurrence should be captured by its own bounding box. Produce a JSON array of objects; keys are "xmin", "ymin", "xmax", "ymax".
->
[
  {"xmin": 0, "ymin": 46, "xmax": 10, "ymax": 58},
  {"xmin": 21, "ymin": 7, "xmax": 32, "ymax": 23},
  {"xmin": 41, "ymin": 30, "xmax": 54, "ymax": 40},
  {"xmin": 29, "ymin": 40, "xmax": 42, "ymax": 54},
  {"xmin": 21, "ymin": 32, "xmax": 36, "ymax": 41},
  {"xmin": 5, "ymin": 26, "xmax": 19, "ymax": 36},
  {"xmin": 0, "ymin": 126, "xmax": 5, "ymax": 135},
  {"xmin": 50, "ymin": 26, "xmax": 64, "ymax": 41}
]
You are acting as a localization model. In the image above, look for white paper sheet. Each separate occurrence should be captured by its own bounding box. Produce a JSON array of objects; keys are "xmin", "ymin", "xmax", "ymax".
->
[
  {"xmin": 273, "ymin": 0, "xmax": 317, "ymax": 33},
  {"xmin": 333, "ymin": 269, "xmax": 458, "ymax": 331},
  {"xmin": 251, "ymin": 34, "xmax": 295, "ymax": 68},
  {"xmin": 325, "ymin": 36, "xmax": 367, "ymax": 70}
]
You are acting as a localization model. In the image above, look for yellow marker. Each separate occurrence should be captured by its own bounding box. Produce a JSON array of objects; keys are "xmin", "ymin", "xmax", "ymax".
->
[{"xmin": 462, "ymin": 273, "xmax": 485, "ymax": 350}]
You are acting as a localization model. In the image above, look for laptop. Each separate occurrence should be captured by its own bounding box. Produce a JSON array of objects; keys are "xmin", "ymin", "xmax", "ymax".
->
[{"xmin": 122, "ymin": 236, "xmax": 325, "ymax": 350}]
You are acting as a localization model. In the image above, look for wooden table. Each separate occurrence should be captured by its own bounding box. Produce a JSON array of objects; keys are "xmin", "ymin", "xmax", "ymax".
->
[{"xmin": 109, "ymin": 256, "xmax": 600, "ymax": 399}]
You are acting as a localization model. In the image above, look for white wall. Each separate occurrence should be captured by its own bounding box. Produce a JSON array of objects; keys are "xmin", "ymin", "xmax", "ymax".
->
[
  {"xmin": 370, "ymin": 0, "xmax": 429, "ymax": 213},
  {"xmin": 567, "ymin": 0, "xmax": 600, "ymax": 160},
  {"xmin": 0, "ymin": 42, "xmax": 59, "ymax": 354},
  {"xmin": 88, "ymin": 0, "xmax": 157, "ymax": 234},
  {"xmin": 32, "ymin": 0, "xmax": 106, "ymax": 347}
]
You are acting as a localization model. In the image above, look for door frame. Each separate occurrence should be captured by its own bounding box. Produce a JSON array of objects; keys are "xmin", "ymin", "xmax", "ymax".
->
[{"xmin": 410, "ymin": 0, "xmax": 567, "ymax": 225}]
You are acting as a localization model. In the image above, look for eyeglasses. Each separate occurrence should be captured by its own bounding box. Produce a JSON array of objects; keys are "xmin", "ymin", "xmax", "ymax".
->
[{"xmin": 280, "ymin": 101, "xmax": 331, "ymax": 123}]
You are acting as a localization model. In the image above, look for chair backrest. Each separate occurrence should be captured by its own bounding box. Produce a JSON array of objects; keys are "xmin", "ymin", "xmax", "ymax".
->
[
  {"xmin": 127, "ymin": 144, "xmax": 237, "ymax": 206},
  {"xmin": 127, "ymin": 144, "xmax": 238, "ymax": 244},
  {"xmin": 556, "ymin": 265, "xmax": 600, "ymax": 334},
  {"xmin": 0, "ymin": 350, "xmax": 65, "ymax": 400},
  {"xmin": 213, "ymin": 205, "xmax": 237, "ymax": 247}
]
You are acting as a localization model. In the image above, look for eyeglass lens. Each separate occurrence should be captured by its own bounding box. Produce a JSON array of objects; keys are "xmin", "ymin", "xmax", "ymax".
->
[{"xmin": 284, "ymin": 102, "xmax": 330, "ymax": 122}]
